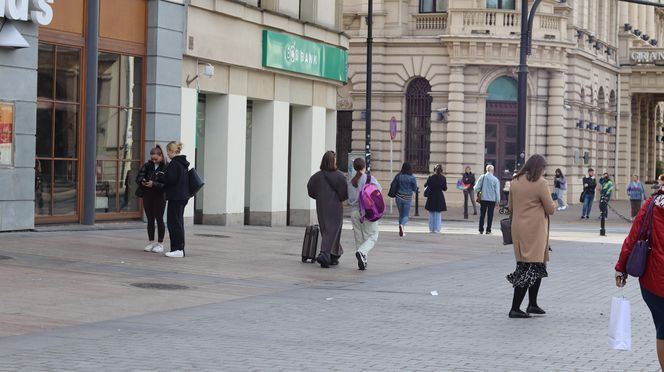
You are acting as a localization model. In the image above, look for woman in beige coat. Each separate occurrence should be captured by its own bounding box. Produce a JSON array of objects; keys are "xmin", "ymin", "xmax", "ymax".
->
[{"xmin": 506, "ymin": 154, "xmax": 557, "ymax": 318}]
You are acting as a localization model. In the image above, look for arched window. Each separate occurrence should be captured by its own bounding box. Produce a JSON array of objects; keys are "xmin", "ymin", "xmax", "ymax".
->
[
  {"xmin": 487, "ymin": 76, "xmax": 518, "ymax": 101},
  {"xmin": 609, "ymin": 90, "xmax": 616, "ymax": 111},
  {"xmin": 405, "ymin": 77, "xmax": 432, "ymax": 173},
  {"xmin": 598, "ymin": 87, "xmax": 605, "ymax": 110}
]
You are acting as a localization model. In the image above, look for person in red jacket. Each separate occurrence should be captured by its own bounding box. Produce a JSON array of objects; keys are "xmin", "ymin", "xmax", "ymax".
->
[{"xmin": 615, "ymin": 174, "xmax": 664, "ymax": 370}]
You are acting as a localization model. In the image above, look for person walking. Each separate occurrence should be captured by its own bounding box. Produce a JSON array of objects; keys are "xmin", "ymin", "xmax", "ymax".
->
[
  {"xmin": 580, "ymin": 168, "xmax": 597, "ymax": 219},
  {"xmin": 136, "ymin": 145, "xmax": 167, "ymax": 253},
  {"xmin": 506, "ymin": 154, "xmax": 556, "ymax": 318},
  {"xmin": 462, "ymin": 166, "xmax": 477, "ymax": 219},
  {"xmin": 474, "ymin": 164, "xmax": 501, "ymax": 235},
  {"xmin": 627, "ymin": 174, "xmax": 647, "ymax": 218},
  {"xmin": 307, "ymin": 151, "xmax": 348, "ymax": 268},
  {"xmin": 160, "ymin": 141, "xmax": 190, "ymax": 258},
  {"xmin": 553, "ymin": 168, "xmax": 567, "ymax": 211},
  {"xmin": 599, "ymin": 172, "xmax": 615, "ymax": 219},
  {"xmin": 424, "ymin": 164, "xmax": 447, "ymax": 233},
  {"xmin": 391, "ymin": 162, "xmax": 418, "ymax": 237},
  {"xmin": 615, "ymin": 174, "xmax": 664, "ymax": 370},
  {"xmin": 347, "ymin": 157, "xmax": 380, "ymax": 270}
]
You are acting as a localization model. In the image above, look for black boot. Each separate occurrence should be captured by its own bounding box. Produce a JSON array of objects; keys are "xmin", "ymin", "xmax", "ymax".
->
[
  {"xmin": 317, "ymin": 252, "xmax": 331, "ymax": 268},
  {"xmin": 330, "ymin": 254, "xmax": 340, "ymax": 266}
]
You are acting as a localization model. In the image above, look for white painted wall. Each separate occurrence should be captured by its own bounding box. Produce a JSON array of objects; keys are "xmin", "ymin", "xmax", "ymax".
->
[
  {"xmin": 290, "ymin": 106, "xmax": 326, "ymax": 211},
  {"xmin": 180, "ymin": 87, "xmax": 198, "ymax": 219},
  {"xmin": 250, "ymin": 100, "xmax": 290, "ymax": 213},
  {"xmin": 203, "ymin": 94, "xmax": 247, "ymax": 218},
  {"xmin": 325, "ymin": 109, "xmax": 337, "ymax": 152}
]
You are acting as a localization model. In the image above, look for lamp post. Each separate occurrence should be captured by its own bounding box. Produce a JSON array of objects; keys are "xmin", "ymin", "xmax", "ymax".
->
[{"xmin": 365, "ymin": 0, "xmax": 373, "ymax": 173}]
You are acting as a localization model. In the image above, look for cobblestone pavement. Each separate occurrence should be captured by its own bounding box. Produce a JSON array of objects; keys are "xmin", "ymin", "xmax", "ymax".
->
[{"xmin": 0, "ymin": 216, "xmax": 659, "ymax": 371}]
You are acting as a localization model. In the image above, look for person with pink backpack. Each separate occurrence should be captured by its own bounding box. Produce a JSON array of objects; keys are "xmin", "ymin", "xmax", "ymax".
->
[{"xmin": 348, "ymin": 157, "xmax": 384, "ymax": 270}]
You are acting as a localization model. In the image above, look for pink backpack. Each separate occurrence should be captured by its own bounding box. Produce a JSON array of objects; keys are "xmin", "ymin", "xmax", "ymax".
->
[{"xmin": 359, "ymin": 174, "xmax": 385, "ymax": 222}]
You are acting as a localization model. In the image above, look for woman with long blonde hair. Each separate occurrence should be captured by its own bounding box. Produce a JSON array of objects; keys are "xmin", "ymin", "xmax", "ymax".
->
[{"xmin": 160, "ymin": 141, "xmax": 190, "ymax": 258}]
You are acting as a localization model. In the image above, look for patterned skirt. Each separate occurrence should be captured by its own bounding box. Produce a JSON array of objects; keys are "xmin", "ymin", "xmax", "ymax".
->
[{"xmin": 506, "ymin": 262, "xmax": 548, "ymax": 288}]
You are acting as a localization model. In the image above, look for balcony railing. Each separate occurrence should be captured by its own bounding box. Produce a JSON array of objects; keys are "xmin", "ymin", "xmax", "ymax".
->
[{"xmin": 414, "ymin": 13, "xmax": 448, "ymax": 31}]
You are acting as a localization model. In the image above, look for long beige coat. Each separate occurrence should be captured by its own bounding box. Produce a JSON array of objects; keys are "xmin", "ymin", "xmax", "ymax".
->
[{"xmin": 508, "ymin": 176, "xmax": 557, "ymax": 263}]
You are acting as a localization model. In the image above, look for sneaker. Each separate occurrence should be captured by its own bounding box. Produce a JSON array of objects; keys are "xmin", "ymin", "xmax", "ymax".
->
[
  {"xmin": 556, "ymin": 207, "xmax": 562, "ymax": 211},
  {"xmin": 355, "ymin": 251, "xmax": 367, "ymax": 270},
  {"xmin": 479, "ymin": 231, "xmax": 484, "ymax": 235},
  {"xmin": 165, "ymin": 250, "xmax": 184, "ymax": 258},
  {"xmin": 151, "ymin": 243, "xmax": 164, "ymax": 253},
  {"xmin": 485, "ymin": 231, "xmax": 492, "ymax": 235},
  {"xmin": 561, "ymin": 206, "xmax": 567, "ymax": 211},
  {"xmin": 144, "ymin": 243, "xmax": 156, "ymax": 252}
]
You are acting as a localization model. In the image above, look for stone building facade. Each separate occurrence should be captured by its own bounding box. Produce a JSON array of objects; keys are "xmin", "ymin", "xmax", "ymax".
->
[{"xmin": 339, "ymin": 0, "xmax": 664, "ymax": 206}]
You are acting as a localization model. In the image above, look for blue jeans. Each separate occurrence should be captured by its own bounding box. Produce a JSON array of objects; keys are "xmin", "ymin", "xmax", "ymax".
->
[
  {"xmin": 428, "ymin": 211, "xmax": 442, "ymax": 232},
  {"xmin": 582, "ymin": 193, "xmax": 594, "ymax": 217},
  {"xmin": 395, "ymin": 198, "xmax": 412, "ymax": 225}
]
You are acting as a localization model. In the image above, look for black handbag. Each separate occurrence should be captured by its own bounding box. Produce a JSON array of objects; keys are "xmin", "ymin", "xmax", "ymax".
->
[
  {"xmin": 626, "ymin": 196, "xmax": 658, "ymax": 277},
  {"xmin": 579, "ymin": 191, "xmax": 586, "ymax": 203},
  {"xmin": 188, "ymin": 168, "xmax": 205, "ymax": 197},
  {"xmin": 500, "ymin": 217, "xmax": 512, "ymax": 245},
  {"xmin": 388, "ymin": 173, "xmax": 400, "ymax": 198}
]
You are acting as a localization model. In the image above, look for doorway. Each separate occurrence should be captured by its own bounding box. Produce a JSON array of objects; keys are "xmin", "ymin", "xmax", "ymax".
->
[{"xmin": 485, "ymin": 76, "xmax": 518, "ymax": 194}]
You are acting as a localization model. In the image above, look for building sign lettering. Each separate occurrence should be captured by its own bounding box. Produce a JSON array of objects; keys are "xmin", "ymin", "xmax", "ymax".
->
[
  {"xmin": 262, "ymin": 30, "xmax": 348, "ymax": 83},
  {"xmin": 0, "ymin": 102, "xmax": 14, "ymax": 167},
  {"xmin": 630, "ymin": 49, "xmax": 664, "ymax": 64},
  {"xmin": 0, "ymin": 0, "xmax": 54, "ymax": 25}
]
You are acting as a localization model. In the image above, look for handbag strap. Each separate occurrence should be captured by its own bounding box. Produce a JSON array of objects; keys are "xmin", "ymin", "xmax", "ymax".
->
[
  {"xmin": 640, "ymin": 195, "xmax": 658, "ymax": 241},
  {"xmin": 323, "ymin": 172, "xmax": 342, "ymax": 200}
]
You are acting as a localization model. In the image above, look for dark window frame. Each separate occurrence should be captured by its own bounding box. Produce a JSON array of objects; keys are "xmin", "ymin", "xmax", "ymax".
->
[
  {"xmin": 405, "ymin": 78, "xmax": 432, "ymax": 174},
  {"xmin": 419, "ymin": 0, "xmax": 446, "ymax": 13},
  {"xmin": 486, "ymin": 0, "xmax": 515, "ymax": 10}
]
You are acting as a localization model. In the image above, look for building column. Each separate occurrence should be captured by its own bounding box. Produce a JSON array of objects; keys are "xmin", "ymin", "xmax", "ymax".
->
[
  {"xmin": 640, "ymin": 96, "xmax": 648, "ymax": 179},
  {"xmin": 290, "ymin": 106, "xmax": 326, "ymax": 226},
  {"xmin": 647, "ymin": 7, "xmax": 656, "ymax": 39},
  {"xmin": 325, "ymin": 109, "xmax": 337, "ymax": 153},
  {"xmin": 546, "ymin": 70, "xmax": 566, "ymax": 174},
  {"xmin": 446, "ymin": 65, "xmax": 465, "ymax": 174},
  {"xmin": 201, "ymin": 94, "xmax": 247, "ymax": 225},
  {"xmin": 249, "ymin": 100, "xmax": 289, "ymax": 226},
  {"xmin": 629, "ymin": 4, "xmax": 639, "ymax": 30}
]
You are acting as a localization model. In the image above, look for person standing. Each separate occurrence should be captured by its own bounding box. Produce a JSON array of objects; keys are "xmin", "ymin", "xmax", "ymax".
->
[
  {"xmin": 627, "ymin": 174, "xmax": 647, "ymax": 218},
  {"xmin": 581, "ymin": 168, "xmax": 597, "ymax": 219},
  {"xmin": 307, "ymin": 151, "xmax": 348, "ymax": 268},
  {"xmin": 615, "ymin": 175, "xmax": 664, "ymax": 370},
  {"xmin": 424, "ymin": 164, "xmax": 447, "ymax": 233},
  {"xmin": 474, "ymin": 164, "xmax": 500, "ymax": 235},
  {"xmin": 506, "ymin": 154, "xmax": 556, "ymax": 318},
  {"xmin": 391, "ymin": 162, "xmax": 418, "ymax": 237},
  {"xmin": 599, "ymin": 172, "xmax": 615, "ymax": 219},
  {"xmin": 462, "ymin": 166, "xmax": 477, "ymax": 219},
  {"xmin": 136, "ymin": 145, "xmax": 167, "ymax": 253},
  {"xmin": 553, "ymin": 168, "xmax": 567, "ymax": 211},
  {"xmin": 347, "ymin": 157, "xmax": 380, "ymax": 271},
  {"xmin": 160, "ymin": 141, "xmax": 190, "ymax": 258}
]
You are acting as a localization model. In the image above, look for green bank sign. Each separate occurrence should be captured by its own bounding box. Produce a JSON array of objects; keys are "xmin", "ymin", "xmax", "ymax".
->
[{"xmin": 262, "ymin": 30, "xmax": 348, "ymax": 83}]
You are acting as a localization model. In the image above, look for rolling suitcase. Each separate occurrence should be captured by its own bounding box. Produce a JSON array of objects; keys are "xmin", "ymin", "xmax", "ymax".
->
[
  {"xmin": 301, "ymin": 225, "xmax": 319, "ymax": 263},
  {"xmin": 500, "ymin": 218, "xmax": 512, "ymax": 245}
]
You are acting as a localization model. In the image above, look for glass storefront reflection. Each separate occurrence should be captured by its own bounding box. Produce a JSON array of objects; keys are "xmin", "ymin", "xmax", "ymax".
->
[
  {"xmin": 52, "ymin": 160, "xmax": 78, "ymax": 216},
  {"xmin": 54, "ymin": 103, "xmax": 79, "ymax": 158}
]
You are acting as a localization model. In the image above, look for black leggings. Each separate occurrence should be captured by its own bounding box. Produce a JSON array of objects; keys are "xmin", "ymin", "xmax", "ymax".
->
[
  {"xmin": 511, "ymin": 278, "xmax": 542, "ymax": 311},
  {"xmin": 143, "ymin": 191, "xmax": 166, "ymax": 242},
  {"xmin": 167, "ymin": 200, "xmax": 188, "ymax": 253}
]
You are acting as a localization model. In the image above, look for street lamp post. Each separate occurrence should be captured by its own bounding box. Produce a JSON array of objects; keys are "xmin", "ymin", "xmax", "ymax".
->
[{"xmin": 365, "ymin": 0, "xmax": 373, "ymax": 173}]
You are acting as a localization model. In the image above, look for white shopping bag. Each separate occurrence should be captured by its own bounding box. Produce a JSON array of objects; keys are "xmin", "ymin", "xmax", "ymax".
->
[{"xmin": 608, "ymin": 296, "xmax": 631, "ymax": 351}]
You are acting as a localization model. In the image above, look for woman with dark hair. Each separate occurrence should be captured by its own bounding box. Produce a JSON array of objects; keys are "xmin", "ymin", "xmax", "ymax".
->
[
  {"xmin": 348, "ymin": 157, "xmax": 381, "ymax": 270},
  {"xmin": 616, "ymin": 174, "xmax": 664, "ymax": 370},
  {"xmin": 390, "ymin": 162, "xmax": 418, "ymax": 237},
  {"xmin": 553, "ymin": 168, "xmax": 567, "ymax": 211},
  {"xmin": 307, "ymin": 151, "xmax": 349, "ymax": 268},
  {"xmin": 506, "ymin": 154, "xmax": 556, "ymax": 318},
  {"xmin": 424, "ymin": 164, "xmax": 447, "ymax": 233},
  {"xmin": 136, "ymin": 145, "xmax": 167, "ymax": 253}
]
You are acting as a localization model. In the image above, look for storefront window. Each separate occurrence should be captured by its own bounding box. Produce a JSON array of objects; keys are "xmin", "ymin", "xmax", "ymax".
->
[
  {"xmin": 96, "ymin": 53, "xmax": 143, "ymax": 214},
  {"xmin": 36, "ymin": 43, "xmax": 81, "ymax": 218}
]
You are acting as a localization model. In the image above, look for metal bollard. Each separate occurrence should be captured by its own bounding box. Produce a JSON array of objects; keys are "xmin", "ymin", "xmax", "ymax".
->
[
  {"xmin": 415, "ymin": 190, "xmax": 420, "ymax": 216},
  {"xmin": 599, "ymin": 195, "xmax": 607, "ymax": 236}
]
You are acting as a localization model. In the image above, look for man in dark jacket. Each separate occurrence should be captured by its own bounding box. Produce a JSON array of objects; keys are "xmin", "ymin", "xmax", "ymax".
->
[
  {"xmin": 581, "ymin": 168, "xmax": 597, "ymax": 219},
  {"xmin": 462, "ymin": 166, "xmax": 477, "ymax": 218}
]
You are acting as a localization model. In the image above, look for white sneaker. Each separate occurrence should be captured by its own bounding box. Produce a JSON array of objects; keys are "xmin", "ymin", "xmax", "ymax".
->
[
  {"xmin": 165, "ymin": 250, "xmax": 184, "ymax": 258},
  {"xmin": 561, "ymin": 205, "xmax": 567, "ymax": 211},
  {"xmin": 144, "ymin": 243, "xmax": 156, "ymax": 252},
  {"xmin": 151, "ymin": 243, "xmax": 164, "ymax": 253}
]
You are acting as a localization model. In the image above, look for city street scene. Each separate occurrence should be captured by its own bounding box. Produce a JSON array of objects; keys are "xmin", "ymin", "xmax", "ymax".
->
[{"xmin": 1, "ymin": 0, "xmax": 664, "ymax": 370}]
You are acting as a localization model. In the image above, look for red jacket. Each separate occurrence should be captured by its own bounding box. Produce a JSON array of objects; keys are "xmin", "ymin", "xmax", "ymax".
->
[{"xmin": 615, "ymin": 192, "xmax": 664, "ymax": 297}]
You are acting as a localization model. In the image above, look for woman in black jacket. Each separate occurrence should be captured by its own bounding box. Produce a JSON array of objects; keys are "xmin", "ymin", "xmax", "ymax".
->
[
  {"xmin": 160, "ymin": 141, "xmax": 190, "ymax": 258},
  {"xmin": 424, "ymin": 164, "xmax": 447, "ymax": 233},
  {"xmin": 136, "ymin": 145, "xmax": 167, "ymax": 253}
]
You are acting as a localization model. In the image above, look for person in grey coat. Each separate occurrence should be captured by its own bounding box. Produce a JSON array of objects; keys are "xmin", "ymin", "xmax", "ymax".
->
[
  {"xmin": 307, "ymin": 151, "xmax": 349, "ymax": 268},
  {"xmin": 474, "ymin": 164, "xmax": 501, "ymax": 234}
]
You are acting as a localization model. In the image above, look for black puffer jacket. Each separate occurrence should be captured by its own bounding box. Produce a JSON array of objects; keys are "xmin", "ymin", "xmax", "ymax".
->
[
  {"xmin": 160, "ymin": 155, "xmax": 190, "ymax": 201},
  {"xmin": 135, "ymin": 161, "xmax": 166, "ymax": 194}
]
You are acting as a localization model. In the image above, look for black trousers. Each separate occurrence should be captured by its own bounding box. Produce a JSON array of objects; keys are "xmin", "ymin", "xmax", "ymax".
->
[
  {"xmin": 143, "ymin": 191, "xmax": 166, "ymax": 242},
  {"xmin": 167, "ymin": 200, "xmax": 188, "ymax": 252},
  {"xmin": 479, "ymin": 201, "xmax": 496, "ymax": 233}
]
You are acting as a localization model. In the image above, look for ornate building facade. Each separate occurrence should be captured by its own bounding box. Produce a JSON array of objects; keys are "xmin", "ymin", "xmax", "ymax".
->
[{"xmin": 339, "ymin": 0, "xmax": 664, "ymax": 205}]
